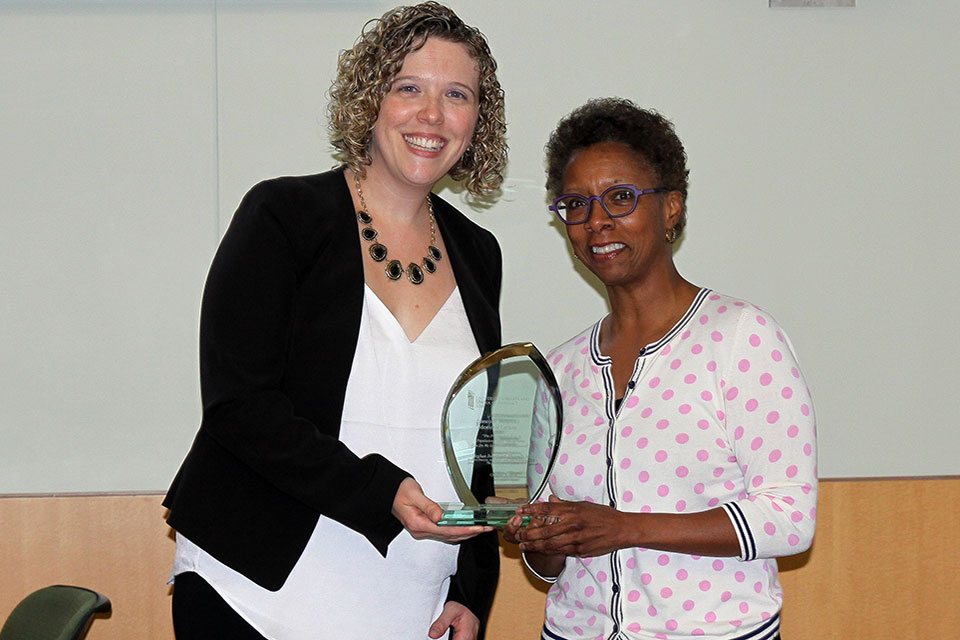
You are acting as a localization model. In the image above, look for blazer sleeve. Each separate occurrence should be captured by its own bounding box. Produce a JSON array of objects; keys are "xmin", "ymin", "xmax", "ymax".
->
[{"xmin": 192, "ymin": 178, "xmax": 409, "ymax": 552}]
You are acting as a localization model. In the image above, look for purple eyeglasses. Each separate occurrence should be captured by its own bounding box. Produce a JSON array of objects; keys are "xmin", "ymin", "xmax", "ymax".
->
[{"xmin": 550, "ymin": 184, "xmax": 668, "ymax": 225}]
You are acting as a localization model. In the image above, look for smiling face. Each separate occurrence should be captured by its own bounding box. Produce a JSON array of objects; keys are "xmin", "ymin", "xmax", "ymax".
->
[
  {"xmin": 368, "ymin": 37, "xmax": 481, "ymax": 193},
  {"xmin": 562, "ymin": 141, "xmax": 683, "ymax": 288}
]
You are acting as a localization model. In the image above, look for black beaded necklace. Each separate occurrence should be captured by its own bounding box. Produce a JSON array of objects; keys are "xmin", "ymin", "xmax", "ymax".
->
[{"xmin": 354, "ymin": 174, "xmax": 442, "ymax": 285}]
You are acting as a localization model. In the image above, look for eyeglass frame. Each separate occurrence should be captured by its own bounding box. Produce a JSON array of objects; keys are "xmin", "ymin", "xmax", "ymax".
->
[{"xmin": 549, "ymin": 183, "xmax": 670, "ymax": 225}]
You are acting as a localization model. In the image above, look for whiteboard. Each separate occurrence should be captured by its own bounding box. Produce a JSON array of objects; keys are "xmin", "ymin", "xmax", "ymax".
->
[{"xmin": 2, "ymin": 1, "xmax": 958, "ymax": 492}]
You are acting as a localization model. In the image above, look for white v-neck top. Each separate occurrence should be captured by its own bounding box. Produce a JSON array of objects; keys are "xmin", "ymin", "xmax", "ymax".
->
[{"xmin": 173, "ymin": 285, "xmax": 480, "ymax": 639}]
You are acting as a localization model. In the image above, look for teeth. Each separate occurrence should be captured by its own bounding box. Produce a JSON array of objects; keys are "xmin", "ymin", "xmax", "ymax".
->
[
  {"xmin": 592, "ymin": 243, "xmax": 625, "ymax": 255},
  {"xmin": 404, "ymin": 135, "xmax": 445, "ymax": 151}
]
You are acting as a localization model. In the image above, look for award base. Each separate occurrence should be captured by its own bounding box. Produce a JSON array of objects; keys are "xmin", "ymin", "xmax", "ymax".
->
[{"xmin": 436, "ymin": 503, "xmax": 530, "ymax": 527}]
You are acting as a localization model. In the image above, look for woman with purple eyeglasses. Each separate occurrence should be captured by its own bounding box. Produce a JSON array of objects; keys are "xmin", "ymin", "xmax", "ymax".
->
[{"xmin": 502, "ymin": 98, "xmax": 817, "ymax": 640}]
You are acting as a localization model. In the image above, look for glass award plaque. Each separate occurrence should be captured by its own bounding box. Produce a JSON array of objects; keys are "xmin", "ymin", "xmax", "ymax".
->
[{"xmin": 437, "ymin": 342, "xmax": 562, "ymax": 527}]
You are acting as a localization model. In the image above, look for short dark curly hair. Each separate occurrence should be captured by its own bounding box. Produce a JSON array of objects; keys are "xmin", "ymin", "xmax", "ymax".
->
[
  {"xmin": 545, "ymin": 97, "xmax": 690, "ymax": 236},
  {"xmin": 328, "ymin": 2, "xmax": 507, "ymax": 196}
]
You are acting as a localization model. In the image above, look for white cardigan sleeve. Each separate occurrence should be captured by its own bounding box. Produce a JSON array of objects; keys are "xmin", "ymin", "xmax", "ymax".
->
[{"xmin": 719, "ymin": 307, "xmax": 818, "ymax": 560}]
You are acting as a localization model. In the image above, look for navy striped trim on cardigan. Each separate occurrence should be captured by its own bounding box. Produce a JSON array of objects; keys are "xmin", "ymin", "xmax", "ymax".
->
[
  {"xmin": 541, "ymin": 612, "xmax": 780, "ymax": 640},
  {"xmin": 723, "ymin": 501, "xmax": 759, "ymax": 561}
]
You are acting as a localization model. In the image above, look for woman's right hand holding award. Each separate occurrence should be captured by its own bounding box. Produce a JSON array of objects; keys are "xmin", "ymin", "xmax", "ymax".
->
[{"xmin": 392, "ymin": 477, "xmax": 492, "ymax": 543}]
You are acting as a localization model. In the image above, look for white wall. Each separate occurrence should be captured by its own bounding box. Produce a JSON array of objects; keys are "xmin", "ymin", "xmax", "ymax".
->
[
  {"xmin": 1, "ymin": 3, "xmax": 218, "ymax": 492},
  {"xmin": 2, "ymin": 1, "xmax": 958, "ymax": 492}
]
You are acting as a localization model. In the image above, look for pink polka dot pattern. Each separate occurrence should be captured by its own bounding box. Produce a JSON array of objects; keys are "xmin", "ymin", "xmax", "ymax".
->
[{"xmin": 535, "ymin": 291, "xmax": 815, "ymax": 640}]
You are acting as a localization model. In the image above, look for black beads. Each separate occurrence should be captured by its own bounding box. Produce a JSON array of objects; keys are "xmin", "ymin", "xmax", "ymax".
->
[
  {"xmin": 385, "ymin": 260, "xmax": 403, "ymax": 280},
  {"xmin": 369, "ymin": 243, "xmax": 388, "ymax": 262},
  {"xmin": 407, "ymin": 263, "xmax": 424, "ymax": 285},
  {"xmin": 355, "ymin": 196, "xmax": 436, "ymax": 285}
]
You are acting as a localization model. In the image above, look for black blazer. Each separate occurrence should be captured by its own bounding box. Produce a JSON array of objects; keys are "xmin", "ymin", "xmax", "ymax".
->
[{"xmin": 164, "ymin": 168, "xmax": 502, "ymax": 630}]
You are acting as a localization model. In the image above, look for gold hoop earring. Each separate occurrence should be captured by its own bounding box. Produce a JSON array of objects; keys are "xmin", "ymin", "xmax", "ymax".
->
[{"xmin": 665, "ymin": 227, "xmax": 680, "ymax": 244}]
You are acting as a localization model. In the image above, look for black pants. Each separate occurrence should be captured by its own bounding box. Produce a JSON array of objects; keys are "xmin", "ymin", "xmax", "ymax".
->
[{"xmin": 172, "ymin": 572, "xmax": 267, "ymax": 639}]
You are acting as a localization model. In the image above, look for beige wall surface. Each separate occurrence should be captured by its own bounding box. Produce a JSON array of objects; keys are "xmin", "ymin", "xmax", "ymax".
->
[
  {"xmin": 2, "ymin": 478, "xmax": 958, "ymax": 639},
  {"xmin": 2, "ymin": 3, "xmax": 960, "ymax": 492}
]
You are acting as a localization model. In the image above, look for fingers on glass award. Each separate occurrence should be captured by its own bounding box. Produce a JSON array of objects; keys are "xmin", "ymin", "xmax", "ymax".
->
[{"xmin": 437, "ymin": 342, "xmax": 562, "ymax": 527}]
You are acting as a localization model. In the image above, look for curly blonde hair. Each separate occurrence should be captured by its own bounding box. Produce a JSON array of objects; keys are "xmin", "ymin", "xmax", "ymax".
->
[{"xmin": 328, "ymin": 2, "xmax": 507, "ymax": 196}]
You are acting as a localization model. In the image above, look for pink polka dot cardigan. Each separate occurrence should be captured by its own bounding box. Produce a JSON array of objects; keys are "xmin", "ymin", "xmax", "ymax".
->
[{"xmin": 529, "ymin": 289, "xmax": 817, "ymax": 640}]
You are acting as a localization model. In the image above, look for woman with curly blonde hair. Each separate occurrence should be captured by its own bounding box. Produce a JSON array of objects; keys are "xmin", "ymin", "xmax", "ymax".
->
[
  {"xmin": 164, "ymin": 3, "xmax": 507, "ymax": 639},
  {"xmin": 329, "ymin": 2, "xmax": 506, "ymax": 196}
]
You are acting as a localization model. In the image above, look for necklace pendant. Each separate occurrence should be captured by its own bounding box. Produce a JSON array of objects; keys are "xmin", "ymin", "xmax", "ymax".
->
[
  {"xmin": 355, "ymin": 174, "xmax": 437, "ymax": 285},
  {"xmin": 407, "ymin": 263, "xmax": 424, "ymax": 285},
  {"xmin": 369, "ymin": 243, "xmax": 388, "ymax": 262},
  {"xmin": 385, "ymin": 260, "xmax": 404, "ymax": 281}
]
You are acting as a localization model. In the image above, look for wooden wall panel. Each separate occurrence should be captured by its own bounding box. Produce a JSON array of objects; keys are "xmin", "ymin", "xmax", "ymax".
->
[
  {"xmin": 0, "ymin": 493, "xmax": 173, "ymax": 640},
  {"xmin": 1, "ymin": 478, "xmax": 958, "ymax": 639},
  {"xmin": 776, "ymin": 477, "xmax": 960, "ymax": 639}
]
